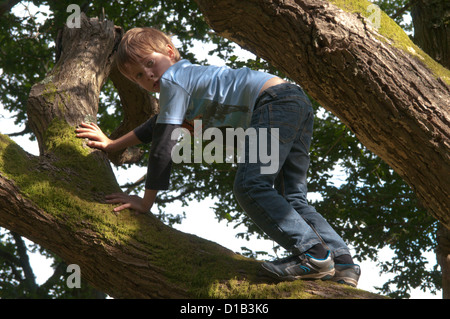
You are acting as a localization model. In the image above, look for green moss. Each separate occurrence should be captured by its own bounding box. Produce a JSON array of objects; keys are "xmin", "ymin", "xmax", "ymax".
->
[
  {"xmin": 208, "ymin": 278, "xmax": 314, "ymax": 299},
  {"xmin": 43, "ymin": 119, "xmax": 91, "ymax": 159},
  {"xmin": 42, "ymin": 81, "xmax": 58, "ymax": 104},
  {"xmin": 329, "ymin": 0, "xmax": 450, "ymax": 84},
  {"xmin": 144, "ymin": 228, "xmax": 249, "ymax": 296}
]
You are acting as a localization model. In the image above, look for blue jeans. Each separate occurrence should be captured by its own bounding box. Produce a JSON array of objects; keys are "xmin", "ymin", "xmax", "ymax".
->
[{"xmin": 233, "ymin": 83, "xmax": 350, "ymax": 258}]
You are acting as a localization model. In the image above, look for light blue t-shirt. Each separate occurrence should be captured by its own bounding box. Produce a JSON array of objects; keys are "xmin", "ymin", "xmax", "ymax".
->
[{"xmin": 157, "ymin": 60, "xmax": 275, "ymax": 129}]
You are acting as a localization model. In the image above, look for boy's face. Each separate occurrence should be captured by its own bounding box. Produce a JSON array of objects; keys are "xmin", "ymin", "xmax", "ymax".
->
[{"xmin": 123, "ymin": 45, "xmax": 177, "ymax": 93}]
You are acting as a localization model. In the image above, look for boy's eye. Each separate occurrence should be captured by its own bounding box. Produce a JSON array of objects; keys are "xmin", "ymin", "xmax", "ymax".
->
[
  {"xmin": 146, "ymin": 60, "xmax": 154, "ymax": 67},
  {"xmin": 136, "ymin": 73, "xmax": 142, "ymax": 79}
]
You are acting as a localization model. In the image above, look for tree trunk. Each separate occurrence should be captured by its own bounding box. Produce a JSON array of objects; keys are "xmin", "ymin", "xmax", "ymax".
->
[
  {"xmin": 194, "ymin": 0, "xmax": 450, "ymax": 228},
  {"xmin": 411, "ymin": 0, "xmax": 450, "ymax": 69},
  {"xmin": 0, "ymin": 13, "xmax": 384, "ymax": 299},
  {"xmin": 437, "ymin": 225, "xmax": 450, "ymax": 298},
  {"xmin": 409, "ymin": 0, "xmax": 450, "ymax": 299}
]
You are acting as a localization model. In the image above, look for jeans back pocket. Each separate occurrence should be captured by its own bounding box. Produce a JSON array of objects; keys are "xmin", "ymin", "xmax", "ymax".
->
[{"xmin": 269, "ymin": 98, "xmax": 305, "ymax": 144}]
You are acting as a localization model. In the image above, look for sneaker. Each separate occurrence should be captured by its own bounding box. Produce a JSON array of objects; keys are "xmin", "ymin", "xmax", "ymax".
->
[
  {"xmin": 331, "ymin": 264, "xmax": 361, "ymax": 287},
  {"xmin": 261, "ymin": 251, "xmax": 335, "ymax": 281}
]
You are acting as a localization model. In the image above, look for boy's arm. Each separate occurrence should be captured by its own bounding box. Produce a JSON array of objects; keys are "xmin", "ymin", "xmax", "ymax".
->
[
  {"xmin": 105, "ymin": 189, "xmax": 158, "ymax": 213},
  {"xmin": 75, "ymin": 115, "xmax": 158, "ymax": 152},
  {"xmin": 145, "ymin": 122, "xmax": 180, "ymax": 190},
  {"xmin": 104, "ymin": 122, "xmax": 180, "ymax": 213},
  {"xmin": 133, "ymin": 115, "xmax": 158, "ymax": 144},
  {"xmin": 76, "ymin": 122, "xmax": 141, "ymax": 152},
  {"xmin": 109, "ymin": 130, "xmax": 142, "ymax": 152}
]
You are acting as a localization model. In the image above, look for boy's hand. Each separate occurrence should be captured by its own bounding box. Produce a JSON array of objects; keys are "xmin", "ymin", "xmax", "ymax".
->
[
  {"xmin": 105, "ymin": 190, "xmax": 157, "ymax": 213},
  {"xmin": 75, "ymin": 122, "xmax": 113, "ymax": 151}
]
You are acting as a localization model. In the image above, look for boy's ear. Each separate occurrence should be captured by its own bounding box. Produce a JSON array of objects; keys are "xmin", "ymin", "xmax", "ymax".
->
[{"xmin": 166, "ymin": 44, "xmax": 176, "ymax": 61}]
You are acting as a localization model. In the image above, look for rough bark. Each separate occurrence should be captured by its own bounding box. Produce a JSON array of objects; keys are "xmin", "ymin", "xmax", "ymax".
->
[
  {"xmin": 194, "ymin": 0, "xmax": 450, "ymax": 228},
  {"xmin": 26, "ymin": 14, "xmax": 119, "ymax": 154},
  {"xmin": 0, "ymin": 13, "xmax": 385, "ymax": 299}
]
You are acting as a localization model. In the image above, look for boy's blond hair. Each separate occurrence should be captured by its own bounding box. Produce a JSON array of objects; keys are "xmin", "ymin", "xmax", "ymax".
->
[{"xmin": 116, "ymin": 27, "xmax": 181, "ymax": 74}]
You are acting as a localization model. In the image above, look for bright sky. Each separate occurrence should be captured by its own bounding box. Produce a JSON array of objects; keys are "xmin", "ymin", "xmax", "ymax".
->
[{"xmin": 0, "ymin": 1, "xmax": 441, "ymax": 299}]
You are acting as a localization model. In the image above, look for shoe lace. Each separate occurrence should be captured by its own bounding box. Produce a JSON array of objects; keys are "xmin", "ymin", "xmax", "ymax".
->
[{"xmin": 270, "ymin": 254, "xmax": 305, "ymax": 265}]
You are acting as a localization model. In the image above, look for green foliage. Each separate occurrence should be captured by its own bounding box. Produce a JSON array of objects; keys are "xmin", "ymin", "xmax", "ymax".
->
[
  {"xmin": 0, "ymin": 3, "xmax": 53, "ymax": 131},
  {"xmin": 0, "ymin": 0, "xmax": 442, "ymax": 298}
]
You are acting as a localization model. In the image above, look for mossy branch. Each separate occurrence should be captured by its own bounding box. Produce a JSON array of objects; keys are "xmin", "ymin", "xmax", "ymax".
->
[{"xmin": 0, "ymin": 123, "xmax": 384, "ymax": 298}]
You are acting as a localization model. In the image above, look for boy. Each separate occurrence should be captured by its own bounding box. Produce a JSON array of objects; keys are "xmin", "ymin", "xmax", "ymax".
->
[{"xmin": 76, "ymin": 27, "xmax": 360, "ymax": 286}]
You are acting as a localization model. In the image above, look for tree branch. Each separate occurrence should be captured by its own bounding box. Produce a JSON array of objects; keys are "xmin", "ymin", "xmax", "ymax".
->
[
  {"xmin": 0, "ymin": 132, "xmax": 385, "ymax": 298},
  {"xmin": 11, "ymin": 232, "xmax": 37, "ymax": 294},
  {"xmin": 391, "ymin": 1, "xmax": 412, "ymax": 20}
]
